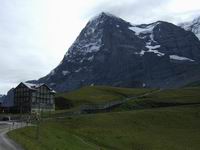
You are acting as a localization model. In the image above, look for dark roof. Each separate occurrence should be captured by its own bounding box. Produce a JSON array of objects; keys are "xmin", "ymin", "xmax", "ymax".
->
[
  {"xmin": 23, "ymin": 82, "xmax": 44, "ymax": 90},
  {"xmin": 17, "ymin": 82, "xmax": 56, "ymax": 93}
]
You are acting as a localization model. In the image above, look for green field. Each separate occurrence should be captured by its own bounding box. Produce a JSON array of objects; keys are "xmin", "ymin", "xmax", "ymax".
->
[
  {"xmin": 185, "ymin": 80, "xmax": 200, "ymax": 87},
  {"xmin": 8, "ymin": 86, "xmax": 200, "ymax": 150},
  {"xmin": 115, "ymin": 87, "xmax": 200, "ymax": 111},
  {"xmin": 56, "ymin": 86, "xmax": 152, "ymax": 107}
]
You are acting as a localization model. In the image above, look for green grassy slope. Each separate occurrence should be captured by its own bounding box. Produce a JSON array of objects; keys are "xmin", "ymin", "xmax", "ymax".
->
[
  {"xmin": 116, "ymin": 87, "xmax": 200, "ymax": 111},
  {"xmin": 185, "ymin": 80, "xmax": 200, "ymax": 87},
  {"xmin": 8, "ymin": 104, "xmax": 200, "ymax": 150},
  {"xmin": 56, "ymin": 86, "xmax": 152, "ymax": 107},
  {"xmin": 8, "ymin": 86, "xmax": 200, "ymax": 150}
]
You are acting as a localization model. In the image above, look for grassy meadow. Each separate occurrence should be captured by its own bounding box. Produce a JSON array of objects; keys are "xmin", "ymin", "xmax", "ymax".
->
[
  {"xmin": 55, "ymin": 86, "xmax": 152, "ymax": 108},
  {"xmin": 8, "ymin": 86, "xmax": 200, "ymax": 150}
]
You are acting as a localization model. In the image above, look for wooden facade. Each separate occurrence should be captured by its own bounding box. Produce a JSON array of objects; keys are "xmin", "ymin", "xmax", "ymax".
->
[{"xmin": 14, "ymin": 82, "xmax": 55, "ymax": 113}]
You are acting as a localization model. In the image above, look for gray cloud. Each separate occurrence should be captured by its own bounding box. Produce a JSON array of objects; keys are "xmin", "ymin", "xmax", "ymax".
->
[
  {"xmin": 85, "ymin": 0, "xmax": 200, "ymax": 24},
  {"xmin": 85, "ymin": 0, "xmax": 171, "ymax": 24},
  {"xmin": 0, "ymin": 0, "xmax": 54, "ymax": 94}
]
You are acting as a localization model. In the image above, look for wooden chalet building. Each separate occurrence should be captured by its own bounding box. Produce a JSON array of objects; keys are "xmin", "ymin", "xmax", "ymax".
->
[{"xmin": 14, "ymin": 82, "xmax": 56, "ymax": 113}]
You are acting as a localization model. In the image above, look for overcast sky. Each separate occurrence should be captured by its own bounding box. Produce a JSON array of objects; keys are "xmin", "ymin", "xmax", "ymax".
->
[{"xmin": 0, "ymin": 0, "xmax": 200, "ymax": 94}]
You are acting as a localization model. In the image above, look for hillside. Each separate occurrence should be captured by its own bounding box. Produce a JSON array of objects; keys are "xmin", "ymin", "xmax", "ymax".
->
[
  {"xmin": 55, "ymin": 86, "xmax": 152, "ymax": 109},
  {"xmin": 8, "ymin": 86, "xmax": 200, "ymax": 150},
  {"xmin": 115, "ymin": 87, "xmax": 200, "ymax": 111},
  {"xmin": 184, "ymin": 80, "xmax": 200, "ymax": 87}
]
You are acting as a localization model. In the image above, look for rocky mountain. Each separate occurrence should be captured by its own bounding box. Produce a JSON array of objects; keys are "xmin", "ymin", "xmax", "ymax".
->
[
  {"xmin": 0, "ymin": 89, "xmax": 14, "ymax": 107},
  {"xmin": 180, "ymin": 16, "xmax": 200, "ymax": 40},
  {"xmin": 31, "ymin": 12, "xmax": 200, "ymax": 92},
  {"xmin": 0, "ymin": 94, "xmax": 4, "ymax": 102}
]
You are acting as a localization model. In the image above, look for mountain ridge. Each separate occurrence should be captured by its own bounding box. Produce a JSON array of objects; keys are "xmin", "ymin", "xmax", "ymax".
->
[
  {"xmin": 29, "ymin": 12, "xmax": 200, "ymax": 92},
  {"xmin": 179, "ymin": 16, "xmax": 200, "ymax": 40}
]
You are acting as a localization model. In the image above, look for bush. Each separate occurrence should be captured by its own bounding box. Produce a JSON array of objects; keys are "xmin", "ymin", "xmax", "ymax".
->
[{"xmin": 55, "ymin": 97, "xmax": 74, "ymax": 110}]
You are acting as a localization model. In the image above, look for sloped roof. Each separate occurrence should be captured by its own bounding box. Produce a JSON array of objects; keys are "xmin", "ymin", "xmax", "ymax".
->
[
  {"xmin": 20, "ymin": 82, "xmax": 56, "ymax": 93},
  {"xmin": 23, "ymin": 82, "xmax": 44, "ymax": 90}
]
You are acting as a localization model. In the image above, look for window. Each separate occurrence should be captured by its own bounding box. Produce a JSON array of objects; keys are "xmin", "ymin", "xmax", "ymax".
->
[
  {"xmin": 50, "ymin": 98, "xmax": 53, "ymax": 104},
  {"xmin": 32, "ymin": 97, "xmax": 36, "ymax": 103},
  {"xmin": 32, "ymin": 92, "xmax": 36, "ymax": 97}
]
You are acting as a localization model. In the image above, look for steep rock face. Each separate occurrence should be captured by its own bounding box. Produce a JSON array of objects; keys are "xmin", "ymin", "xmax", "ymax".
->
[
  {"xmin": 0, "ymin": 95, "xmax": 4, "ymax": 103},
  {"xmin": 1, "ymin": 88, "xmax": 14, "ymax": 107},
  {"xmin": 180, "ymin": 16, "xmax": 200, "ymax": 40},
  {"xmin": 34, "ymin": 13, "xmax": 200, "ymax": 92}
]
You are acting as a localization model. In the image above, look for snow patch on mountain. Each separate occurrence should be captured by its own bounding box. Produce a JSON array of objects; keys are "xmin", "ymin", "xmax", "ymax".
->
[
  {"xmin": 129, "ymin": 22, "xmax": 160, "ymax": 36},
  {"xmin": 88, "ymin": 56, "xmax": 94, "ymax": 61},
  {"xmin": 129, "ymin": 22, "xmax": 165, "ymax": 57},
  {"xmin": 135, "ymin": 44, "xmax": 164, "ymax": 56},
  {"xmin": 179, "ymin": 16, "xmax": 200, "ymax": 40},
  {"xmin": 62, "ymin": 71, "xmax": 70, "ymax": 76},
  {"xmin": 146, "ymin": 44, "xmax": 160, "ymax": 49},
  {"xmin": 145, "ymin": 44, "xmax": 164, "ymax": 56},
  {"xmin": 75, "ymin": 68, "xmax": 82, "ymax": 73},
  {"xmin": 170, "ymin": 55, "xmax": 195, "ymax": 62},
  {"xmin": 64, "ymin": 16, "xmax": 104, "ymax": 59},
  {"xmin": 66, "ymin": 36, "xmax": 102, "ymax": 56},
  {"xmin": 129, "ymin": 25, "xmax": 154, "ymax": 36}
]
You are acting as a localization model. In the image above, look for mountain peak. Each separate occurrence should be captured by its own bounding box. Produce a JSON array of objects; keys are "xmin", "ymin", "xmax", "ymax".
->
[
  {"xmin": 89, "ymin": 12, "xmax": 123, "ymax": 23},
  {"xmin": 35, "ymin": 13, "xmax": 200, "ymax": 92}
]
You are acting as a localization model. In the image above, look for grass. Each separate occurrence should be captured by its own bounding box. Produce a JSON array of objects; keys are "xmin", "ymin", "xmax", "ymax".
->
[
  {"xmin": 44, "ymin": 86, "xmax": 152, "ymax": 118},
  {"xmin": 115, "ymin": 87, "xmax": 200, "ymax": 111},
  {"xmin": 185, "ymin": 80, "xmax": 200, "ymax": 87},
  {"xmin": 8, "ymin": 124, "xmax": 95, "ymax": 150},
  {"xmin": 8, "ymin": 104, "xmax": 200, "ymax": 150},
  {"xmin": 8, "ymin": 86, "xmax": 200, "ymax": 150},
  {"xmin": 142, "ymin": 87, "xmax": 200, "ymax": 103},
  {"xmin": 56, "ymin": 86, "xmax": 152, "ymax": 107}
]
